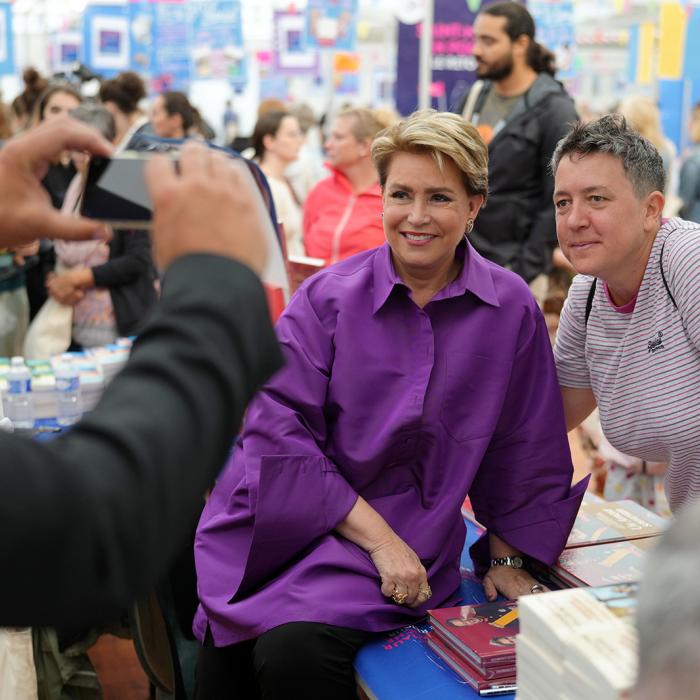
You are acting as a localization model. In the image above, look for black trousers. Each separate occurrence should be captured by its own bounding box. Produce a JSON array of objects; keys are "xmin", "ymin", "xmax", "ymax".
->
[{"xmin": 195, "ymin": 622, "xmax": 375, "ymax": 700}]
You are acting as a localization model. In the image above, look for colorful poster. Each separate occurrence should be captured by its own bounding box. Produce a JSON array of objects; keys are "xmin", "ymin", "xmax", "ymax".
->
[
  {"xmin": 128, "ymin": 0, "xmax": 155, "ymax": 75},
  {"xmin": 151, "ymin": 0, "xmax": 190, "ymax": 91},
  {"xmin": 396, "ymin": 0, "xmax": 477, "ymax": 115},
  {"xmin": 189, "ymin": 0, "xmax": 246, "ymax": 87},
  {"xmin": 333, "ymin": 51, "xmax": 360, "ymax": 94},
  {"xmin": 529, "ymin": 0, "xmax": 576, "ymax": 82},
  {"xmin": 272, "ymin": 10, "xmax": 320, "ymax": 76},
  {"xmin": 83, "ymin": 5, "xmax": 130, "ymax": 77},
  {"xmin": 0, "ymin": 2, "xmax": 15, "ymax": 75},
  {"xmin": 658, "ymin": 2, "xmax": 686, "ymax": 80},
  {"xmin": 306, "ymin": 0, "xmax": 357, "ymax": 52},
  {"xmin": 52, "ymin": 31, "xmax": 82, "ymax": 74}
]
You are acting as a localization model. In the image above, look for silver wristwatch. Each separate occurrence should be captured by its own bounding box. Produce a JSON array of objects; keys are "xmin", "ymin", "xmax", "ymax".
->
[{"xmin": 490, "ymin": 555, "xmax": 524, "ymax": 569}]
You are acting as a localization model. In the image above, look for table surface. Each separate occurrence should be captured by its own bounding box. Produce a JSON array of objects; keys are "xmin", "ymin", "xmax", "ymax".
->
[{"xmin": 354, "ymin": 523, "xmax": 516, "ymax": 700}]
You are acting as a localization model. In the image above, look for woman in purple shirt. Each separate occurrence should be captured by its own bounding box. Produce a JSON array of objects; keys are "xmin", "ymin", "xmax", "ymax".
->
[{"xmin": 194, "ymin": 110, "xmax": 585, "ymax": 699}]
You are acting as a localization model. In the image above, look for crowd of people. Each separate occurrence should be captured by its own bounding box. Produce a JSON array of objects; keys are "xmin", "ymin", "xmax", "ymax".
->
[{"xmin": 1, "ymin": 1, "xmax": 700, "ymax": 698}]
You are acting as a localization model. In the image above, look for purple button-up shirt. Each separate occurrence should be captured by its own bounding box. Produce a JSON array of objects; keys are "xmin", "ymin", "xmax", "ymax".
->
[{"xmin": 194, "ymin": 242, "xmax": 585, "ymax": 646}]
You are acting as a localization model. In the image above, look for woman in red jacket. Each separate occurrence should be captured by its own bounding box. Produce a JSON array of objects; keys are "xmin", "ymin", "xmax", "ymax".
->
[{"xmin": 303, "ymin": 107, "xmax": 392, "ymax": 264}]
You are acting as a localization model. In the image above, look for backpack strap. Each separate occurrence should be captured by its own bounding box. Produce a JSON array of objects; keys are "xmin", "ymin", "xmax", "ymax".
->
[
  {"xmin": 584, "ymin": 278, "xmax": 597, "ymax": 326},
  {"xmin": 659, "ymin": 237, "xmax": 678, "ymax": 310}
]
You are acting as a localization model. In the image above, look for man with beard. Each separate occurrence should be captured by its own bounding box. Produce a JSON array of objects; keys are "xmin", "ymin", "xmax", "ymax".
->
[{"xmin": 454, "ymin": 1, "xmax": 577, "ymax": 302}]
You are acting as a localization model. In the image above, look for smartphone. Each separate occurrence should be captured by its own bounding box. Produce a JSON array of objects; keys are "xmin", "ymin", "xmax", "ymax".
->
[{"xmin": 79, "ymin": 152, "xmax": 174, "ymax": 229}]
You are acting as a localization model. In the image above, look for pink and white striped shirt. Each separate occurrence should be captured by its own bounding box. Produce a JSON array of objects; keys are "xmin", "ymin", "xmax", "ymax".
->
[{"xmin": 555, "ymin": 218, "xmax": 700, "ymax": 512}]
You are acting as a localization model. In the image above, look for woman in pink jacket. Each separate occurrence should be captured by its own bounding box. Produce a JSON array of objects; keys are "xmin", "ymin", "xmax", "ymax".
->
[{"xmin": 303, "ymin": 107, "xmax": 391, "ymax": 264}]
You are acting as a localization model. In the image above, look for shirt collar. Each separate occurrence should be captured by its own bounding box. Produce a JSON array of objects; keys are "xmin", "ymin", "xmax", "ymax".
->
[{"xmin": 372, "ymin": 239, "xmax": 501, "ymax": 314}]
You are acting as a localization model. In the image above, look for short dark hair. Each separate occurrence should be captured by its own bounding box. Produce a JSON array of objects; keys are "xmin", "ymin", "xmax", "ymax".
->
[
  {"xmin": 551, "ymin": 114, "xmax": 666, "ymax": 197},
  {"xmin": 160, "ymin": 91, "xmax": 195, "ymax": 132},
  {"xmin": 480, "ymin": 1, "xmax": 556, "ymax": 76},
  {"xmin": 252, "ymin": 110, "xmax": 290, "ymax": 160},
  {"xmin": 99, "ymin": 71, "xmax": 146, "ymax": 116}
]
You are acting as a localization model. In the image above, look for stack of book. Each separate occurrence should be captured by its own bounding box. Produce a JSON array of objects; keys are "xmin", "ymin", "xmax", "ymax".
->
[
  {"xmin": 517, "ymin": 583, "xmax": 639, "ymax": 700},
  {"xmin": 427, "ymin": 600, "xmax": 518, "ymax": 695},
  {"xmin": 548, "ymin": 499, "xmax": 667, "ymax": 588}
]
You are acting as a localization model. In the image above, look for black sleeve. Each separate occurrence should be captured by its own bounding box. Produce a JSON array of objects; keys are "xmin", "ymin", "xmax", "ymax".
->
[
  {"xmin": 91, "ymin": 230, "xmax": 153, "ymax": 289},
  {"xmin": 515, "ymin": 95, "xmax": 578, "ymax": 283},
  {"xmin": 0, "ymin": 254, "xmax": 282, "ymax": 628}
]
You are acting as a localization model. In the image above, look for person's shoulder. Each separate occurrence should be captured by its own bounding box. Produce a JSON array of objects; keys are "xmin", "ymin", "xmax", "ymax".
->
[{"xmin": 663, "ymin": 218, "xmax": 700, "ymax": 270}]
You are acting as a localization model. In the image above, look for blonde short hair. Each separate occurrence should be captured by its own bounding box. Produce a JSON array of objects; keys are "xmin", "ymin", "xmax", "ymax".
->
[
  {"xmin": 371, "ymin": 110, "xmax": 488, "ymax": 198},
  {"xmin": 336, "ymin": 107, "xmax": 391, "ymax": 143}
]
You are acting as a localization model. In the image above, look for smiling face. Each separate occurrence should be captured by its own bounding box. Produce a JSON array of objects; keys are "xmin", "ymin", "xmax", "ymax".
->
[
  {"xmin": 472, "ymin": 14, "xmax": 516, "ymax": 81},
  {"xmin": 554, "ymin": 152, "xmax": 662, "ymax": 289},
  {"xmin": 383, "ymin": 151, "xmax": 483, "ymax": 290}
]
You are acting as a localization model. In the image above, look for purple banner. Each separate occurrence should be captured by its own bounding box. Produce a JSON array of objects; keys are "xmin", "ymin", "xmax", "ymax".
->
[{"xmin": 396, "ymin": 0, "xmax": 478, "ymax": 116}]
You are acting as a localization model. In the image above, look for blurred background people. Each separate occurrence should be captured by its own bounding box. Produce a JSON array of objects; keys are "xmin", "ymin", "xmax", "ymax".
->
[
  {"xmin": 679, "ymin": 102, "xmax": 700, "ymax": 224},
  {"xmin": 46, "ymin": 104, "xmax": 157, "ymax": 350},
  {"xmin": 149, "ymin": 91, "xmax": 195, "ymax": 140},
  {"xmin": 303, "ymin": 107, "xmax": 390, "ymax": 264},
  {"xmin": 27, "ymin": 83, "xmax": 84, "ymax": 321},
  {"xmin": 10, "ymin": 67, "xmax": 47, "ymax": 133},
  {"xmin": 252, "ymin": 110, "xmax": 305, "ymax": 258},
  {"xmin": 285, "ymin": 103, "xmax": 325, "ymax": 203},
  {"xmin": 98, "ymin": 70, "xmax": 151, "ymax": 151},
  {"xmin": 618, "ymin": 95, "xmax": 680, "ymax": 215}
]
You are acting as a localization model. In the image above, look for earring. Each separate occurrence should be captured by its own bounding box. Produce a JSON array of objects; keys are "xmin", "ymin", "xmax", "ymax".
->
[{"xmin": 465, "ymin": 218, "xmax": 474, "ymax": 234}]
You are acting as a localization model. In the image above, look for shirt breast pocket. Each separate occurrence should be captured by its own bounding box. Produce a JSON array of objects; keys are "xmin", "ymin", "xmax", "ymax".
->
[{"xmin": 440, "ymin": 353, "xmax": 512, "ymax": 442}]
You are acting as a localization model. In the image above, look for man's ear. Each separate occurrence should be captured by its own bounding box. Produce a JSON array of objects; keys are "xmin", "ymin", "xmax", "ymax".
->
[
  {"xmin": 512, "ymin": 34, "xmax": 530, "ymax": 63},
  {"xmin": 644, "ymin": 190, "xmax": 665, "ymax": 229}
]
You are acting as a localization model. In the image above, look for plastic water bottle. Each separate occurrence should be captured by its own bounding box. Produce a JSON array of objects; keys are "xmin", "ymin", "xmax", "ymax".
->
[
  {"xmin": 5, "ymin": 356, "xmax": 34, "ymax": 429},
  {"xmin": 55, "ymin": 361, "xmax": 82, "ymax": 427}
]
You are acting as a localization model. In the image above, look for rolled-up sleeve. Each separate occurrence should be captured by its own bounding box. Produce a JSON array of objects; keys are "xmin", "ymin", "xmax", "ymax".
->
[{"xmin": 469, "ymin": 306, "xmax": 588, "ymax": 575}]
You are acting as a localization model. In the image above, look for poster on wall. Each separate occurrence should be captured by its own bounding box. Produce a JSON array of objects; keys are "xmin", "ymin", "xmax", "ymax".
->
[
  {"xmin": 395, "ymin": 0, "xmax": 477, "ymax": 115},
  {"xmin": 52, "ymin": 32, "xmax": 82, "ymax": 74},
  {"xmin": 128, "ymin": 0, "xmax": 155, "ymax": 75},
  {"xmin": 189, "ymin": 0, "xmax": 246, "ymax": 87},
  {"xmin": 151, "ymin": 0, "xmax": 190, "ymax": 91},
  {"xmin": 306, "ymin": 0, "xmax": 358, "ymax": 52},
  {"xmin": 0, "ymin": 2, "xmax": 14, "ymax": 75},
  {"xmin": 272, "ymin": 10, "xmax": 320, "ymax": 76},
  {"xmin": 333, "ymin": 52, "xmax": 360, "ymax": 94},
  {"xmin": 83, "ymin": 5, "xmax": 130, "ymax": 77},
  {"xmin": 529, "ymin": 0, "xmax": 577, "ymax": 82}
]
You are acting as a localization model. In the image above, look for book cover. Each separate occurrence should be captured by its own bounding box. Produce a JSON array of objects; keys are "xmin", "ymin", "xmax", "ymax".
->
[
  {"xmin": 429, "ymin": 601, "xmax": 518, "ymax": 669},
  {"xmin": 553, "ymin": 538, "xmax": 657, "ymax": 588},
  {"xmin": 426, "ymin": 633, "xmax": 517, "ymax": 695},
  {"xmin": 566, "ymin": 499, "xmax": 668, "ymax": 548},
  {"xmin": 286, "ymin": 254, "xmax": 325, "ymax": 294}
]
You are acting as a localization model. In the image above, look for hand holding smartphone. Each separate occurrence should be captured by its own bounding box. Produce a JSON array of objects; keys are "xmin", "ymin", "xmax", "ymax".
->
[{"xmin": 79, "ymin": 152, "xmax": 177, "ymax": 229}]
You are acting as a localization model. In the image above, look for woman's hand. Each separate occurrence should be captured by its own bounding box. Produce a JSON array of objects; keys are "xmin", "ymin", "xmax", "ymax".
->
[
  {"xmin": 335, "ymin": 495, "xmax": 433, "ymax": 608},
  {"xmin": 369, "ymin": 535, "xmax": 430, "ymax": 608},
  {"xmin": 482, "ymin": 566, "xmax": 548, "ymax": 601},
  {"xmin": 46, "ymin": 271, "xmax": 85, "ymax": 306}
]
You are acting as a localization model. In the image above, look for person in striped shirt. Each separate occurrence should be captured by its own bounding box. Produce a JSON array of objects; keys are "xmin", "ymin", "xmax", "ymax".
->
[{"xmin": 552, "ymin": 114, "xmax": 700, "ymax": 513}]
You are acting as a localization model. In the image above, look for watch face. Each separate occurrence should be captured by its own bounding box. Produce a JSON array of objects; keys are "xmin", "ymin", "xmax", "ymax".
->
[{"xmin": 511, "ymin": 556, "xmax": 523, "ymax": 568}]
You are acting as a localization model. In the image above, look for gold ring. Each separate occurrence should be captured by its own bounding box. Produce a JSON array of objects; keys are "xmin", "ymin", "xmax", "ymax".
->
[
  {"xmin": 391, "ymin": 585, "xmax": 409, "ymax": 604},
  {"xmin": 530, "ymin": 584, "xmax": 544, "ymax": 594},
  {"xmin": 418, "ymin": 585, "xmax": 432, "ymax": 599}
]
